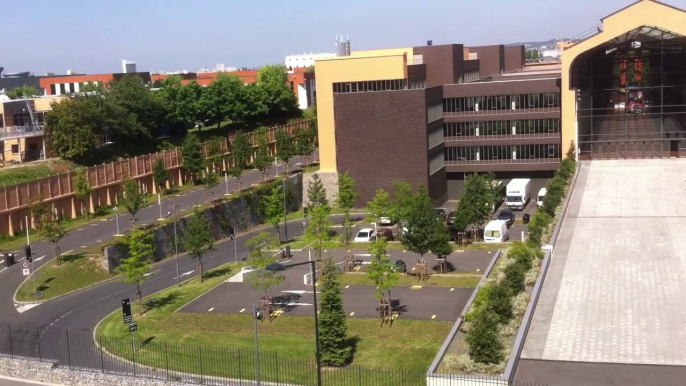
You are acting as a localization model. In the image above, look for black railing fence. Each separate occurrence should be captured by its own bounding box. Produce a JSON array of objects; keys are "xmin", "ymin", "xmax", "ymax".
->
[{"xmin": 0, "ymin": 322, "xmax": 546, "ymax": 386}]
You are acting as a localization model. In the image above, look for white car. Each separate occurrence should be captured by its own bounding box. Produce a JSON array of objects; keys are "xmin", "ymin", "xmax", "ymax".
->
[
  {"xmin": 354, "ymin": 228, "xmax": 376, "ymax": 242},
  {"xmin": 378, "ymin": 217, "xmax": 394, "ymax": 225}
]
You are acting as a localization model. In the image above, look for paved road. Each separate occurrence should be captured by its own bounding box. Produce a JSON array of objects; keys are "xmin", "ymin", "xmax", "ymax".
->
[{"xmin": 0, "ymin": 377, "xmax": 57, "ymax": 386}]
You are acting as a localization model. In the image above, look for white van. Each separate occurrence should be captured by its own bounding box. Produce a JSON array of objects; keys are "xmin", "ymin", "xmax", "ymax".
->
[
  {"xmin": 484, "ymin": 220, "xmax": 509, "ymax": 243},
  {"xmin": 537, "ymin": 188, "xmax": 547, "ymax": 206}
]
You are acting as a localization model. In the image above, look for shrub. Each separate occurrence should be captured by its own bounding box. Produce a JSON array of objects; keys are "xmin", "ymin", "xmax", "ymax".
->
[
  {"xmin": 565, "ymin": 140, "xmax": 577, "ymax": 160},
  {"xmin": 465, "ymin": 308, "xmax": 504, "ymax": 364},
  {"xmin": 508, "ymin": 242, "xmax": 535, "ymax": 271},
  {"xmin": 527, "ymin": 210, "xmax": 551, "ymax": 247},
  {"xmin": 560, "ymin": 159, "xmax": 576, "ymax": 180},
  {"xmin": 486, "ymin": 282, "xmax": 513, "ymax": 324},
  {"xmin": 512, "ymin": 292, "xmax": 531, "ymax": 317},
  {"xmin": 444, "ymin": 353, "xmax": 506, "ymax": 374},
  {"xmin": 503, "ymin": 262, "xmax": 526, "ymax": 295}
]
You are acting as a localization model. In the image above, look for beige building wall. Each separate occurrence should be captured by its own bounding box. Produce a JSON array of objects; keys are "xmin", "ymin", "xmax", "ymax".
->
[
  {"xmin": 561, "ymin": 0, "xmax": 686, "ymax": 158},
  {"xmin": 315, "ymin": 50, "xmax": 411, "ymax": 172}
]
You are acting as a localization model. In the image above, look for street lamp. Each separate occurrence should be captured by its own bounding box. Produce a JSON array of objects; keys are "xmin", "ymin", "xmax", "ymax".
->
[
  {"xmin": 253, "ymin": 304, "xmax": 264, "ymax": 386},
  {"xmin": 282, "ymin": 179, "xmax": 288, "ymax": 243},
  {"xmin": 266, "ymin": 260, "xmax": 322, "ymax": 386},
  {"xmin": 114, "ymin": 206, "xmax": 122, "ymax": 237},
  {"xmin": 167, "ymin": 199, "xmax": 180, "ymax": 286}
]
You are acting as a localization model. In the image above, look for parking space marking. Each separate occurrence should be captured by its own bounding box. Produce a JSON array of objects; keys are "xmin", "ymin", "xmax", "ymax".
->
[
  {"xmin": 76, "ymin": 228, "xmax": 84, "ymax": 231},
  {"xmin": 239, "ymin": 308, "xmax": 246, "ymax": 313},
  {"xmin": 450, "ymin": 288, "xmax": 455, "ymax": 292},
  {"xmin": 345, "ymin": 285, "xmax": 349, "ymax": 289},
  {"xmin": 12, "ymin": 250, "xmax": 19, "ymax": 253},
  {"xmin": 208, "ymin": 308, "xmax": 214, "ymax": 312},
  {"xmin": 97, "ymin": 240, "xmax": 102, "ymax": 243},
  {"xmin": 90, "ymin": 223, "xmax": 98, "ymax": 226},
  {"xmin": 349, "ymin": 312, "xmax": 355, "ymax": 316},
  {"xmin": 431, "ymin": 315, "xmax": 436, "ymax": 320},
  {"xmin": 0, "ymin": 267, "xmax": 6, "ymax": 274},
  {"xmin": 80, "ymin": 246, "xmax": 87, "ymax": 248},
  {"xmin": 411, "ymin": 285, "xmax": 422, "ymax": 289}
]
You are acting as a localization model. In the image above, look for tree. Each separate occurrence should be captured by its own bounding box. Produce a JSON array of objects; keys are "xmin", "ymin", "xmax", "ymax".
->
[
  {"xmin": 296, "ymin": 123, "xmax": 317, "ymax": 166},
  {"xmin": 275, "ymin": 130, "xmax": 296, "ymax": 175},
  {"xmin": 29, "ymin": 196, "xmax": 50, "ymax": 230},
  {"xmin": 6, "ymin": 85, "xmax": 38, "ymax": 100},
  {"xmin": 566, "ymin": 140, "xmax": 577, "ymax": 161},
  {"xmin": 206, "ymin": 136, "xmax": 224, "ymax": 173},
  {"xmin": 401, "ymin": 186, "xmax": 436, "ymax": 257},
  {"xmin": 256, "ymin": 64, "xmax": 300, "ymax": 120},
  {"xmin": 74, "ymin": 167, "xmax": 92, "ymax": 218},
  {"xmin": 367, "ymin": 237, "xmax": 399, "ymax": 304},
  {"xmin": 153, "ymin": 158, "xmax": 169, "ymax": 193},
  {"xmin": 229, "ymin": 131, "xmax": 251, "ymax": 192},
  {"xmin": 465, "ymin": 308, "xmax": 504, "ymax": 364},
  {"xmin": 116, "ymin": 228, "xmax": 154, "ymax": 316},
  {"xmin": 365, "ymin": 189, "xmax": 392, "ymax": 225},
  {"xmin": 157, "ymin": 76, "xmax": 203, "ymax": 136},
  {"xmin": 203, "ymin": 171, "xmax": 219, "ymax": 204},
  {"xmin": 245, "ymin": 232, "xmax": 284, "ymax": 292},
  {"xmin": 182, "ymin": 209, "xmax": 215, "ymax": 283},
  {"xmin": 305, "ymin": 205, "xmax": 336, "ymax": 261},
  {"xmin": 200, "ymin": 73, "xmax": 246, "ymax": 128},
  {"xmin": 253, "ymin": 127, "xmax": 273, "ymax": 182},
  {"xmin": 390, "ymin": 181, "xmax": 414, "ymax": 225},
  {"xmin": 107, "ymin": 75, "xmax": 165, "ymax": 138},
  {"xmin": 263, "ymin": 185, "xmax": 285, "ymax": 243},
  {"xmin": 336, "ymin": 172, "xmax": 359, "ymax": 247},
  {"xmin": 120, "ymin": 176, "xmax": 146, "ymax": 226},
  {"xmin": 182, "ymin": 133, "xmax": 205, "ymax": 182},
  {"xmin": 319, "ymin": 257, "xmax": 353, "ymax": 366},
  {"xmin": 242, "ymin": 83, "xmax": 269, "ymax": 124},
  {"xmin": 307, "ymin": 173, "xmax": 329, "ymax": 208},
  {"xmin": 455, "ymin": 174, "xmax": 495, "ymax": 234},
  {"xmin": 430, "ymin": 220, "xmax": 453, "ymax": 261},
  {"xmin": 42, "ymin": 212, "xmax": 68, "ymax": 266}
]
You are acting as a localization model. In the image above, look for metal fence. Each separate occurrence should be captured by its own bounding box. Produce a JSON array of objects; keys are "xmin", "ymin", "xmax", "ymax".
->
[{"xmin": 0, "ymin": 322, "xmax": 546, "ymax": 386}]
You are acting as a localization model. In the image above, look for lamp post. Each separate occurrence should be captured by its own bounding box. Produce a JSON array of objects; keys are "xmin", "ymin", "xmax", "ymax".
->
[
  {"xmin": 266, "ymin": 260, "xmax": 322, "ymax": 386},
  {"xmin": 114, "ymin": 207, "xmax": 122, "ymax": 236},
  {"xmin": 253, "ymin": 304, "xmax": 264, "ymax": 385},
  {"xmin": 282, "ymin": 179, "xmax": 288, "ymax": 243},
  {"xmin": 168, "ymin": 199, "xmax": 180, "ymax": 286}
]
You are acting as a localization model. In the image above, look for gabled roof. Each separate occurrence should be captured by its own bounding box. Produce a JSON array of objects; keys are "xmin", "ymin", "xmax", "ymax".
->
[{"xmin": 601, "ymin": 0, "xmax": 686, "ymax": 22}]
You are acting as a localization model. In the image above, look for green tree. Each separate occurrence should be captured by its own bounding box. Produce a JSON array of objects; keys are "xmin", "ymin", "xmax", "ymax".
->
[
  {"xmin": 182, "ymin": 133, "xmax": 205, "ymax": 182},
  {"xmin": 319, "ymin": 257, "xmax": 353, "ymax": 366},
  {"xmin": 203, "ymin": 171, "xmax": 219, "ymax": 204},
  {"xmin": 229, "ymin": 131, "xmax": 251, "ymax": 192},
  {"xmin": 256, "ymin": 64, "xmax": 300, "ymax": 119},
  {"xmin": 367, "ymin": 237, "xmax": 399, "ymax": 303},
  {"xmin": 466, "ymin": 308, "xmax": 504, "ymax": 364},
  {"xmin": 116, "ymin": 228, "xmax": 154, "ymax": 316},
  {"xmin": 275, "ymin": 130, "xmax": 296, "ymax": 175},
  {"xmin": 296, "ymin": 123, "xmax": 317, "ymax": 166},
  {"xmin": 253, "ymin": 127, "xmax": 273, "ymax": 182},
  {"xmin": 305, "ymin": 205, "xmax": 336, "ymax": 261},
  {"xmin": 335, "ymin": 172, "xmax": 359, "ymax": 247},
  {"xmin": 263, "ymin": 185, "xmax": 285, "ymax": 243},
  {"xmin": 455, "ymin": 174, "xmax": 495, "ymax": 234},
  {"xmin": 245, "ymin": 232, "xmax": 284, "ymax": 292},
  {"xmin": 42, "ymin": 212, "xmax": 68, "ymax": 266},
  {"xmin": 157, "ymin": 76, "xmax": 203, "ymax": 136},
  {"xmin": 430, "ymin": 220, "xmax": 454, "ymax": 260},
  {"xmin": 242, "ymin": 83, "xmax": 269, "ymax": 123},
  {"xmin": 120, "ymin": 176, "xmax": 146, "ymax": 226},
  {"xmin": 307, "ymin": 173, "xmax": 329, "ymax": 208},
  {"xmin": 401, "ymin": 186, "xmax": 438, "ymax": 257},
  {"xmin": 107, "ymin": 75, "xmax": 165, "ymax": 138},
  {"xmin": 74, "ymin": 167, "xmax": 92, "ymax": 219},
  {"xmin": 152, "ymin": 158, "xmax": 169, "ymax": 193},
  {"xmin": 200, "ymin": 73, "xmax": 246, "ymax": 129},
  {"xmin": 365, "ymin": 189, "xmax": 392, "ymax": 225},
  {"xmin": 6, "ymin": 85, "xmax": 38, "ymax": 100},
  {"xmin": 390, "ymin": 181, "xmax": 414, "ymax": 225},
  {"xmin": 206, "ymin": 136, "xmax": 224, "ymax": 173},
  {"xmin": 182, "ymin": 209, "xmax": 215, "ymax": 283}
]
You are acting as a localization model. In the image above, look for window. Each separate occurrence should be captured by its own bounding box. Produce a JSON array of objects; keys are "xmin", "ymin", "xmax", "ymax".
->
[
  {"xmin": 11, "ymin": 145, "xmax": 19, "ymax": 154},
  {"xmin": 427, "ymin": 101, "xmax": 442, "ymax": 123},
  {"xmin": 429, "ymin": 151, "xmax": 445, "ymax": 175},
  {"xmin": 428, "ymin": 126, "xmax": 443, "ymax": 149}
]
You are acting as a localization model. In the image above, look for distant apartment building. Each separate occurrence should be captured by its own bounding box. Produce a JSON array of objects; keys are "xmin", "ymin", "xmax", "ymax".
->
[
  {"xmin": 285, "ymin": 52, "xmax": 336, "ymax": 70},
  {"xmin": 122, "ymin": 60, "xmax": 137, "ymax": 73}
]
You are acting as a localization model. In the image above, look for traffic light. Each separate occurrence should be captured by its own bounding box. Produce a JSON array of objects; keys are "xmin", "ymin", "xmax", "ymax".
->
[
  {"xmin": 229, "ymin": 226, "xmax": 235, "ymax": 239},
  {"xmin": 303, "ymin": 207, "xmax": 308, "ymax": 218},
  {"xmin": 25, "ymin": 245, "xmax": 32, "ymax": 263}
]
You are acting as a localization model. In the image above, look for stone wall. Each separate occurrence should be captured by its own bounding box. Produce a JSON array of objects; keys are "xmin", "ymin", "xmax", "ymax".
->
[
  {"xmin": 302, "ymin": 171, "xmax": 339, "ymax": 207},
  {"xmin": 0, "ymin": 356, "xmax": 201, "ymax": 386},
  {"xmin": 104, "ymin": 173, "xmax": 303, "ymax": 273}
]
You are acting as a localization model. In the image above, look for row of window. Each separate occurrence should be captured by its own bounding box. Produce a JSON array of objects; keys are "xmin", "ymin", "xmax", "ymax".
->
[
  {"xmin": 429, "ymin": 151, "xmax": 445, "ymax": 175},
  {"xmin": 10, "ymin": 112, "xmax": 45, "ymax": 127},
  {"xmin": 332, "ymin": 78, "xmax": 426, "ymax": 93},
  {"xmin": 428, "ymin": 126, "xmax": 444, "ymax": 150},
  {"xmin": 444, "ymin": 144, "xmax": 561, "ymax": 162},
  {"xmin": 444, "ymin": 119, "xmax": 560, "ymax": 138},
  {"xmin": 444, "ymin": 93, "xmax": 560, "ymax": 113}
]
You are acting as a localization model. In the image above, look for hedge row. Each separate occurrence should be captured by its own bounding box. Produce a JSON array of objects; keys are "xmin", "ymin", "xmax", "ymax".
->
[{"xmin": 463, "ymin": 149, "xmax": 577, "ymax": 366}]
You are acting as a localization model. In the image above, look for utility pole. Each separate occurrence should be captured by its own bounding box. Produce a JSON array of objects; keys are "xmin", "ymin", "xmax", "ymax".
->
[
  {"xmin": 168, "ymin": 199, "xmax": 180, "ymax": 286},
  {"xmin": 282, "ymin": 179, "xmax": 288, "ymax": 242}
]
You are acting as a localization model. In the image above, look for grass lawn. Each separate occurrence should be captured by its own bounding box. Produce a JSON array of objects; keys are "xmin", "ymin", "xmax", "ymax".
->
[
  {"xmin": 96, "ymin": 263, "xmax": 452, "ymax": 384},
  {"xmin": 461, "ymin": 242, "xmax": 511, "ymax": 251},
  {"xmin": 337, "ymin": 273, "xmax": 480, "ymax": 288},
  {"xmin": 301, "ymin": 164, "xmax": 320, "ymax": 173},
  {"xmin": 16, "ymin": 253, "xmax": 112, "ymax": 302},
  {"xmin": 0, "ymin": 159, "xmax": 73, "ymax": 186}
]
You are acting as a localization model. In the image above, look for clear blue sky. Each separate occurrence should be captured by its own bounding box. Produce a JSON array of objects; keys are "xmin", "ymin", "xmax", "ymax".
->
[{"xmin": 1, "ymin": 0, "xmax": 682, "ymax": 75}]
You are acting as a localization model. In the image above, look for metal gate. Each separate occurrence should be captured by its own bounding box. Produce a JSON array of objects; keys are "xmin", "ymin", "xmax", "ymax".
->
[{"xmin": 579, "ymin": 139, "xmax": 684, "ymax": 160}]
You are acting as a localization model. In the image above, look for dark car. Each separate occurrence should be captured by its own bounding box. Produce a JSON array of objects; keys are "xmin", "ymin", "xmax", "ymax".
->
[
  {"xmin": 435, "ymin": 208, "xmax": 447, "ymax": 222},
  {"xmin": 376, "ymin": 228, "xmax": 395, "ymax": 241},
  {"xmin": 390, "ymin": 259, "xmax": 407, "ymax": 273},
  {"xmin": 446, "ymin": 211, "xmax": 458, "ymax": 226},
  {"xmin": 497, "ymin": 210, "xmax": 515, "ymax": 227}
]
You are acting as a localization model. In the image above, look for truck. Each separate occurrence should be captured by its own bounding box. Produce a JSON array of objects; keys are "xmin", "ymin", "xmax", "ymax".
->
[{"xmin": 506, "ymin": 179, "xmax": 531, "ymax": 210}]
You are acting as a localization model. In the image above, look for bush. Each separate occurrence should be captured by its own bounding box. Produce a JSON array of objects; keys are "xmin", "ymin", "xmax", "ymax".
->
[
  {"xmin": 486, "ymin": 282, "xmax": 513, "ymax": 324},
  {"xmin": 560, "ymin": 159, "xmax": 576, "ymax": 180},
  {"xmin": 508, "ymin": 241, "xmax": 535, "ymax": 271},
  {"xmin": 465, "ymin": 308, "xmax": 504, "ymax": 365},
  {"xmin": 444, "ymin": 353, "xmax": 506, "ymax": 374},
  {"xmin": 527, "ymin": 210, "xmax": 552, "ymax": 247},
  {"xmin": 503, "ymin": 262, "xmax": 526, "ymax": 295},
  {"xmin": 512, "ymin": 292, "xmax": 530, "ymax": 317}
]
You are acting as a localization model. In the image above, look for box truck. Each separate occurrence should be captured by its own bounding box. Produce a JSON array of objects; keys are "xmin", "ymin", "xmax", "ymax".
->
[{"xmin": 506, "ymin": 179, "xmax": 531, "ymax": 210}]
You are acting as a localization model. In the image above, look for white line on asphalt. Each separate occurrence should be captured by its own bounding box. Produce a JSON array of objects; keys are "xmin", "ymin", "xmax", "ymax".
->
[
  {"xmin": 0, "ymin": 260, "xmax": 3, "ymax": 265},
  {"xmin": 144, "ymin": 269, "xmax": 161, "ymax": 277},
  {"xmin": 90, "ymin": 223, "xmax": 98, "ymax": 226},
  {"xmin": 61, "ymin": 250, "xmax": 73, "ymax": 256},
  {"xmin": 17, "ymin": 258, "xmax": 25, "ymax": 262},
  {"xmin": 34, "ymin": 255, "xmax": 46, "ymax": 262},
  {"xmin": 0, "ymin": 267, "xmax": 7, "ymax": 275},
  {"xmin": 76, "ymin": 228, "xmax": 84, "ymax": 231},
  {"xmin": 281, "ymin": 290, "xmax": 320, "ymax": 294},
  {"xmin": 295, "ymin": 162, "xmax": 302, "ymax": 166},
  {"xmin": 173, "ymin": 270, "xmax": 194, "ymax": 279},
  {"xmin": 12, "ymin": 250, "xmax": 19, "ymax": 253}
]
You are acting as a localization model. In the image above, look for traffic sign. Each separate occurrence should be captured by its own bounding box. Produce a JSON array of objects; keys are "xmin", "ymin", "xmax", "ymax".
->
[
  {"xmin": 22, "ymin": 268, "xmax": 30, "ymax": 276},
  {"xmin": 122, "ymin": 298, "xmax": 132, "ymax": 324},
  {"xmin": 128, "ymin": 322, "xmax": 138, "ymax": 333},
  {"xmin": 21, "ymin": 261, "xmax": 29, "ymax": 269}
]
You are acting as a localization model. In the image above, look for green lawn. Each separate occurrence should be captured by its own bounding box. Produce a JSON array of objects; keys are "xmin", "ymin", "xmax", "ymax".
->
[
  {"xmin": 301, "ymin": 164, "xmax": 320, "ymax": 173},
  {"xmin": 16, "ymin": 253, "xmax": 112, "ymax": 301},
  {"xmin": 96, "ymin": 263, "xmax": 452, "ymax": 384},
  {"xmin": 337, "ymin": 273, "xmax": 480, "ymax": 288},
  {"xmin": 0, "ymin": 159, "xmax": 73, "ymax": 186},
  {"xmin": 462, "ymin": 242, "xmax": 511, "ymax": 251}
]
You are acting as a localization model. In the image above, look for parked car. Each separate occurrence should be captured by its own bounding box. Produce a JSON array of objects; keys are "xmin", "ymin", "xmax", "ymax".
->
[
  {"xmin": 496, "ymin": 209, "xmax": 515, "ymax": 227},
  {"xmin": 378, "ymin": 217, "xmax": 394, "ymax": 225},
  {"xmin": 376, "ymin": 228, "xmax": 395, "ymax": 241},
  {"xmin": 435, "ymin": 208, "xmax": 447, "ymax": 222},
  {"xmin": 627, "ymin": 101, "xmax": 645, "ymax": 114},
  {"xmin": 446, "ymin": 211, "xmax": 458, "ymax": 226},
  {"xmin": 484, "ymin": 220, "xmax": 509, "ymax": 243},
  {"xmin": 354, "ymin": 228, "xmax": 376, "ymax": 242}
]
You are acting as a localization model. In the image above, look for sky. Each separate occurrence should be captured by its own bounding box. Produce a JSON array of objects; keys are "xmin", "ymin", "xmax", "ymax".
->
[{"xmin": 1, "ymin": 0, "xmax": 684, "ymax": 75}]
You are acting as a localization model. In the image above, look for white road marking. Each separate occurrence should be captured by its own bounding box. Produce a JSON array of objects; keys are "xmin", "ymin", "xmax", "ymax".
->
[
  {"xmin": 61, "ymin": 250, "xmax": 73, "ymax": 256},
  {"xmin": 15, "ymin": 303, "xmax": 40, "ymax": 313},
  {"xmin": 173, "ymin": 270, "xmax": 194, "ymax": 279},
  {"xmin": 272, "ymin": 302, "xmax": 312, "ymax": 307},
  {"xmin": 295, "ymin": 162, "xmax": 302, "ymax": 166},
  {"xmin": 34, "ymin": 255, "xmax": 46, "ymax": 262},
  {"xmin": 17, "ymin": 258, "xmax": 25, "ymax": 263},
  {"xmin": 281, "ymin": 290, "xmax": 320, "ymax": 294},
  {"xmin": 0, "ymin": 260, "xmax": 3, "ymax": 265},
  {"xmin": 0, "ymin": 267, "xmax": 7, "ymax": 274},
  {"xmin": 144, "ymin": 269, "xmax": 161, "ymax": 277}
]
